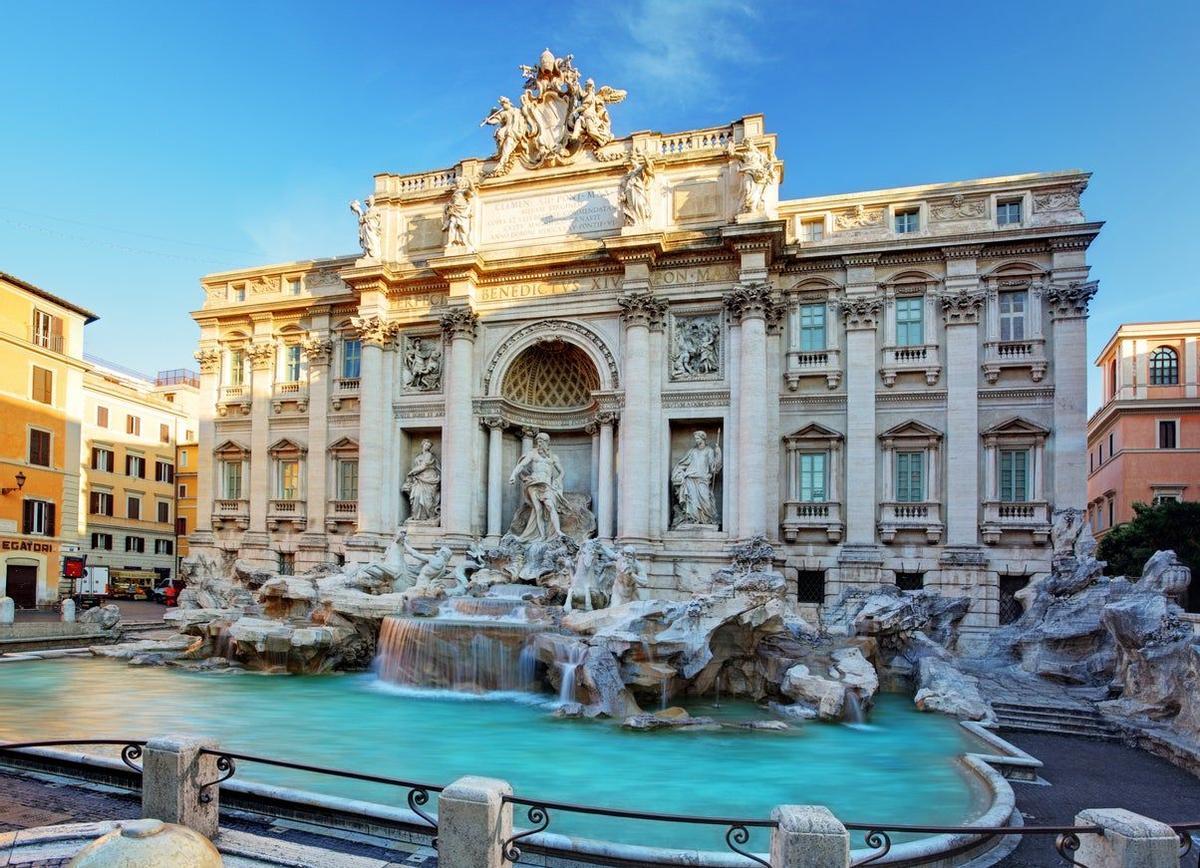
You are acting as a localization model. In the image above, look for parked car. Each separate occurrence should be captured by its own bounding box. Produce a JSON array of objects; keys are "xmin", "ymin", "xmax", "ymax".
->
[{"xmin": 151, "ymin": 578, "xmax": 185, "ymax": 607}]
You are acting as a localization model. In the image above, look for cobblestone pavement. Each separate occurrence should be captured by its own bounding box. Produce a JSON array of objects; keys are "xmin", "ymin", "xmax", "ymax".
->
[
  {"xmin": 12, "ymin": 600, "xmax": 167, "ymax": 624},
  {"xmin": 999, "ymin": 731, "xmax": 1200, "ymax": 866}
]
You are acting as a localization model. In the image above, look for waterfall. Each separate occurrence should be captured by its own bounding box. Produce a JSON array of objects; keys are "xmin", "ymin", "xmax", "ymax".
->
[
  {"xmin": 843, "ymin": 690, "xmax": 866, "ymax": 725},
  {"xmin": 375, "ymin": 616, "xmax": 538, "ymax": 694},
  {"xmin": 555, "ymin": 643, "xmax": 588, "ymax": 705}
]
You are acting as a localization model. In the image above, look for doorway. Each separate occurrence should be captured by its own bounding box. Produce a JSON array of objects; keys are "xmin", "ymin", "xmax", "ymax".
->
[{"xmin": 5, "ymin": 564, "xmax": 39, "ymax": 608}]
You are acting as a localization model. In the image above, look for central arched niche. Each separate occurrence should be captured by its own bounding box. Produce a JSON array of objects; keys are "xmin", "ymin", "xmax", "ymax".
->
[
  {"xmin": 500, "ymin": 339, "xmax": 600, "ymax": 410},
  {"xmin": 497, "ymin": 338, "xmax": 602, "ymax": 534}
]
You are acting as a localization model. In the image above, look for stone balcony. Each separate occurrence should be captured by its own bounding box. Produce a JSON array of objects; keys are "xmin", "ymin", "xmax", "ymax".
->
[
  {"xmin": 784, "ymin": 348, "xmax": 842, "ymax": 390},
  {"xmin": 212, "ymin": 498, "xmax": 249, "ymax": 529},
  {"xmin": 878, "ymin": 501, "xmax": 943, "ymax": 543},
  {"xmin": 272, "ymin": 380, "xmax": 309, "ymax": 414},
  {"xmin": 880, "ymin": 344, "xmax": 941, "ymax": 386},
  {"xmin": 267, "ymin": 499, "xmax": 306, "ymax": 531},
  {"xmin": 325, "ymin": 500, "xmax": 358, "ymax": 533},
  {"xmin": 982, "ymin": 500, "xmax": 1051, "ymax": 545},
  {"xmin": 331, "ymin": 378, "xmax": 360, "ymax": 410},
  {"xmin": 217, "ymin": 385, "xmax": 250, "ymax": 417},
  {"xmin": 781, "ymin": 500, "xmax": 843, "ymax": 542},
  {"xmin": 983, "ymin": 338, "xmax": 1047, "ymax": 383}
]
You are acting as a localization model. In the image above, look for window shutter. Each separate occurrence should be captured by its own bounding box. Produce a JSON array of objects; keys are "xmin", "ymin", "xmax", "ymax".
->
[
  {"xmin": 22, "ymin": 500, "xmax": 33, "ymax": 533},
  {"xmin": 45, "ymin": 503, "xmax": 55, "ymax": 537}
]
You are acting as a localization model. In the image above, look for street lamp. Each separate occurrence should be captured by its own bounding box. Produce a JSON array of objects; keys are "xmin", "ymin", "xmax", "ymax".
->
[{"xmin": 1, "ymin": 472, "xmax": 27, "ymax": 495}]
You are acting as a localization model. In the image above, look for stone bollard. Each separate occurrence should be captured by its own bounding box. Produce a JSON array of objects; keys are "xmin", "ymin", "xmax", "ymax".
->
[
  {"xmin": 61, "ymin": 599, "xmax": 76, "ymax": 623},
  {"xmin": 0, "ymin": 596, "xmax": 13, "ymax": 625},
  {"xmin": 141, "ymin": 734, "xmax": 221, "ymax": 839},
  {"xmin": 438, "ymin": 775, "xmax": 513, "ymax": 868},
  {"xmin": 770, "ymin": 805, "xmax": 850, "ymax": 867},
  {"xmin": 1074, "ymin": 808, "xmax": 1180, "ymax": 868}
]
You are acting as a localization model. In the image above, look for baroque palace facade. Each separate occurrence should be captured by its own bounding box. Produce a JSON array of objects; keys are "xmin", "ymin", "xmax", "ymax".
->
[{"xmin": 191, "ymin": 51, "xmax": 1100, "ymax": 637}]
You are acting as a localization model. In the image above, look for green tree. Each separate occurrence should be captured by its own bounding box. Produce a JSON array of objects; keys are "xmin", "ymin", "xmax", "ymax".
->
[{"xmin": 1096, "ymin": 501, "xmax": 1200, "ymax": 586}]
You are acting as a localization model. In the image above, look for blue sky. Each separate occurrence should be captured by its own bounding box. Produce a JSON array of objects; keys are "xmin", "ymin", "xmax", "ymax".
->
[{"xmin": 1, "ymin": 0, "xmax": 1196, "ymax": 409}]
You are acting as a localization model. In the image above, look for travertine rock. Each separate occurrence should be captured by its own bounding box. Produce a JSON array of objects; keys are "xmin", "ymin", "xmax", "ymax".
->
[
  {"xmin": 78, "ymin": 603, "xmax": 121, "ymax": 631},
  {"xmin": 914, "ymin": 658, "xmax": 995, "ymax": 723}
]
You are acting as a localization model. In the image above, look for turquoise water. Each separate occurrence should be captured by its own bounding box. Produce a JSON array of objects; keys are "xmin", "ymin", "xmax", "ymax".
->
[{"xmin": 0, "ymin": 658, "xmax": 986, "ymax": 852}]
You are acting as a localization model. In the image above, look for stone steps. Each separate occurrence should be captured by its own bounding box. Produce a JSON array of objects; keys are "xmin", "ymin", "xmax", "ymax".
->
[{"xmin": 992, "ymin": 701, "xmax": 1125, "ymax": 741}]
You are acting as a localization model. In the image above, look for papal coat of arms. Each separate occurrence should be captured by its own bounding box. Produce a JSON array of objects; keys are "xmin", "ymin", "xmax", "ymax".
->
[{"xmin": 481, "ymin": 49, "xmax": 626, "ymax": 177}]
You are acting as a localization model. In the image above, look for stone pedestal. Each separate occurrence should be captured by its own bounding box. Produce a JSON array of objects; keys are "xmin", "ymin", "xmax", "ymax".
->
[
  {"xmin": 1074, "ymin": 808, "xmax": 1180, "ymax": 868},
  {"xmin": 0, "ymin": 597, "xmax": 13, "ymax": 625},
  {"xmin": 141, "ymin": 735, "xmax": 220, "ymax": 839},
  {"xmin": 437, "ymin": 775, "xmax": 512, "ymax": 868},
  {"xmin": 770, "ymin": 805, "xmax": 850, "ymax": 867}
]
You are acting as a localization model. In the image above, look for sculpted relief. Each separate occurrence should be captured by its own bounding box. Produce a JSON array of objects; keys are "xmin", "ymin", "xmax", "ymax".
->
[
  {"xmin": 670, "ymin": 315, "xmax": 720, "ymax": 380},
  {"xmin": 482, "ymin": 49, "xmax": 626, "ymax": 177},
  {"xmin": 402, "ymin": 335, "xmax": 443, "ymax": 392}
]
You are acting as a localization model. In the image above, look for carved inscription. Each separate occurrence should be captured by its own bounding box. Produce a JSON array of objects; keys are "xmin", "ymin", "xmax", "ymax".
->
[
  {"xmin": 478, "ymin": 264, "xmax": 737, "ymax": 303},
  {"xmin": 481, "ymin": 188, "xmax": 621, "ymax": 244}
]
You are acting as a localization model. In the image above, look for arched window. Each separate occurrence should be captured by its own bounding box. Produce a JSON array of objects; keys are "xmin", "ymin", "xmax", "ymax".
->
[{"xmin": 1149, "ymin": 347, "xmax": 1179, "ymax": 386}]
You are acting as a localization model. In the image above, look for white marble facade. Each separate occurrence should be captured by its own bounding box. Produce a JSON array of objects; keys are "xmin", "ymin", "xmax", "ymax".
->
[{"xmin": 190, "ymin": 53, "xmax": 1099, "ymax": 635}]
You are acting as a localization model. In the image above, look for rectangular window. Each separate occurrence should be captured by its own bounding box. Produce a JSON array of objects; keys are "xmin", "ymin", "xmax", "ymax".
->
[
  {"xmin": 222, "ymin": 461, "xmax": 243, "ymax": 499},
  {"xmin": 228, "ymin": 350, "xmax": 246, "ymax": 386},
  {"xmin": 22, "ymin": 499, "xmax": 54, "ymax": 536},
  {"xmin": 28, "ymin": 429, "xmax": 51, "ymax": 467},
  {"xmin": 796, "ymin": 570, "xmax": 826, "ymax": 604},
  {"xmin": 895, "ymin": 297, "xmax": 924, "ymax": 347},
  {"xmin": 801, "ymin": 219, "xmax": 824, "ymax": 242},
  {"xmin": 233, "ymin": 285, "xmax": 246, "ymax": 302},
  {"xmin": 126, "ymin": 414, "xmax": 141, "ymax": 436},
  {"xmin": 96, "ymin": 405, "xmax": 109, "ymax": 427},
  {"xmin": 894, "ymin": 451, "xmax": 925, "ymax": 502},
  {"xmin": 31, "ymin": 366, "xmax": 53, "ymax": 404},
  {"xmin": 91, "ymin": 532, "xmax": 113, "ymax": 551},
  {"xmin": 277, "ymin": 460, "xmax": 300, "ymax": 500},
  {"xmin": 32, "ymin": 309, "xmax": 63, "ymax": 351},
  {"xmin": 999, "ymin": 449, "xmax": 1030, "ymax": 502},
  {"xmin": 1099, "ymin": 444, "xmax": 1103, "ymax": 463},
  {"xmin": 157, "ymin": 501, "xmax": 170, "ymax": 523},
  {"xmin": 1107, "ymin": 498, "xmax": 1114, "ymax": 527},
  {"xmin": 179, "ymin": 450, "xmax": 189, "ymax": 468},
  {"xmin": 176, "ymin": 516, "xmax": 188, "ymax": 535},
  {"xmin": 278, "ymin": 552, "xmax": 295, "ymax": 576},
  {"xmin": 999, "ymin": 290, "xmax": 1028, "ymax": 341},
  {"xmin": 894, "ymin": 208, "xmax": 920, "ymax": 234},
  {"xmin": 896, "ymin": 572, "xmax": 924, "ymax": 591},
  {"xmin": 126, "ymin": 455, "xmax": 146, "ymax": 478},
  {"xmin": 287, "ymin": 277, "xmax": 302, "ymax": 296},
  {"xmin": 155, "ymin": 461, "xmax": 174, "ymax": 483},
  {"xmin": 337, "ymin": 459, "xmax": 359, "ymax": 501},
  {"xmin": 178, "ymin": 483, "xmax": 188, "ymax": 498},
  {"xmin": 127, "ymin": 495, "xmax": 142, "ymax": 521},
  {"xmin": 1159, "ymin": 420, "xmax": 1178, "ymax": 449},
  {"xmin": 154, "ymin": 538, "xmax": 174, "ymax": 555},
  {"xmin": 89, "ymin": 490, "xmax": 114, "ymax": 516},
  {"xmin": 798, "ymin": 304, "xmax": 826, "ymax": 352},
  {"xmin": 125, "ymin": 536, "xmax": 145, "ymax": 553},
  {"xmin": 160, "ymin": 423, "xmax": 170, "ymax": 444},
  {"xmin": 342, "ymin": 339, "xmax": 362, "ymax": 379},
  {"xmin": 996, "ymin": 199, "xmax": 1022, "ymax": 226},
  {"xmin": 283, "ymin": 345, "xmax": 302, "ymax": 382},
  {"xmin": 91, "ymin": 446, "xmax": 114, "ymax": 472},
  {"xmin": 1108, "ymin": 432, "xmax": 1114, "ymax": 456},
  {"xmin": 798, "ymin": 453, "xmax": 827, "ymax": 502}
]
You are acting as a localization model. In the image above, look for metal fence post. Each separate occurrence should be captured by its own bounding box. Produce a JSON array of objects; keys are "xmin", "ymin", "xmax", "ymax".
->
[
  {"xmin": 1075, "ymin": 808, "xmax": 1181, "ymax": 868},
  {"xmin": 438, "ymin": 775, "xmax": 512, "ymax": 868},
  {"xmin": 141, "ymin": 734, "xmax": 220, "ymax": 838},
  {"xmin": 771, "ymin": 805, "xmax": 851, "ymax": 867}
]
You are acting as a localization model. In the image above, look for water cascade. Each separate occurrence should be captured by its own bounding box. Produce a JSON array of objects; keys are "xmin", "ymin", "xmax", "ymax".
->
[
  {"xmin": 375, "ymin": 615, "xmax": 539, "ymax": 693},
  {"xmin": 843, "ymin": 690, "xmax": 866, "ymax": 725},
  {"xmin": 554, "ymin": 643, "xmax": 588, "ymax": 704}
]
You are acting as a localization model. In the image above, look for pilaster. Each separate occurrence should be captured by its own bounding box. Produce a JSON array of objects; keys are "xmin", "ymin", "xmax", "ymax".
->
[
  {"xmin": 941, "ymin": 251, "xmax": 985, "ymax": 547},
  {"xmin": 246, "ymin": 322, "xmax": 275, "ymax": 540},
  {"xmin": 838, "ymin": 283, "xmax": 881, "ymax": 547},
  {"xmin": 441, "ymin": 304, "xmax": 480, "ymax": 541},
  {"xmin": 350, "ymin": 312, "xmax": 396, "ymax": 546},
  {"xmin": 302, "ymin": 322, "xmax": 333, "ymax": 543},
  {"xmin": 192, "ymin": 337, "xmax": 221, "ymax": 541},
  {"xmin": 726, "ymin": 281, "xmax": 776, "ymax": 539},
  {"xmin": 616, "ymin": 283, "xmax": 666, "ymax": 544},
  {"xmin": 1046, "ymin": 279, "xmax": 1098, "ymax": 511}
]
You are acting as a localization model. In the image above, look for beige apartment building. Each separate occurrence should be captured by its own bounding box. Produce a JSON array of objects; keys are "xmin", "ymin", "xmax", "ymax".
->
[{"xmin": 81, "ymin": 360, "xmax": 198, "ymax": 583}]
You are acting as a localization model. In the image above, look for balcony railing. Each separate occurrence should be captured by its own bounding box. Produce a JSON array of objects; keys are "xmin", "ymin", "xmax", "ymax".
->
[
  {"xmin": 784, "ymin": 347, "xmax": 842, "ymax": 390},
  {"xmin": 273, "ymin": 380, "xmax": 306, "ymax": 397},
  {"xmin": 220, "ymin": 385, "xmax": 249, "ymax": 400},
  {"xmin": 781, "ymin": 500, "xmax": 843, "ymax": 542},
  {"xmin": 982, "ymin": 499, "xmax": 1051, "ymax": 544},
  {"xmin": 156, "ymin": 369, "xmax": 200, "ymax": 388},
  {"xmin": 29, "ymin": 328, "xmax": 64, "ymax": 354},
  {"xmin": 325, "ymin": 500, "xmax": 358, "ymax": 532},
  {"xmin": 331, "ymin": 378, "xmax": 360, "ymax": 410},
  {"xmin": 983, "ymin": 338, "xmax": 1047, "ymax": 383},
  {"xmin": 212, "ymin": 499, "xmax": 249, "ymax": 530},
  {"xmin": 878, "ymin": 501, "xmax": 943, "ymax": 543},
  {"xmin": 880, "ymin": 343, "xmax": 941, "ymax": 386},
  {"xmin": 267, "ymin": 499, "xmax": 306, "ymax": 530}
]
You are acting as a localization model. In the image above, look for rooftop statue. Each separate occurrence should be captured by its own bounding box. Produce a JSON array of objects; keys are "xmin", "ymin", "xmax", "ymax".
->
[
  {"xmin": 483, "ymin": 49, "xmax": 625, "ymax": 177},
  {"xmin": 349, "ymin": 196, "xmax": 381, "ymax": 259}
]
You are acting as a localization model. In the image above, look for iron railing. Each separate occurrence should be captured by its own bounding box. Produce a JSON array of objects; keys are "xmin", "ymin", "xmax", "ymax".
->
[
  {"xmin": 0, "ymin": 739, "xmax": 147, "ymax": 773},
  {"xmin": 500, "ymin": 794, "xmax": 776, "ymax": 867}
]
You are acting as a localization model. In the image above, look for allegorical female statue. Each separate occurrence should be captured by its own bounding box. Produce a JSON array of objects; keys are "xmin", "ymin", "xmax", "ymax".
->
[
  {"xmin": 403, "ymin": 440, "xmax": 441, "ymax": 523},
  {"xmin": 671, "ymin": 430, "xmax": 722, "ymax": 527},
  {"xmin": 349, "ymin": 196, "xmax": 381, "ymax": 258}
]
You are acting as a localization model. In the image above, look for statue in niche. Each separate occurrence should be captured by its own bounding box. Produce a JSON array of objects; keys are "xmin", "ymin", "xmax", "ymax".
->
[
  {"xmin": 402, "ymin": 440, "xmax": 441, "ymax": 524},
  {"xmin": 403, "ymin": 337, "xmax": 443, "ymax": 391},
  {"xmin": 619, "ymin": 151, "xmax": 655, "ymax": 227},
  {"xmin": 671, "ymin": 430, "xmax": 723, "ymax": 528},
  {"xmin": 443, "ymin": 177, "xmax": 477, "ymax": 250},
  {"xmin": 349, "ymin": 196, "xmax": 382, "ymax": 259},
  {"xmin": 729, "ymin": 141, "xmax": 777, "ymax": 215},
  {"xmin": 508, "ymin": 432, "xmax": 571, "ymax": 542},
  {"xmin": 670, "ymin": 316, "xmax": 720, "ymax": 379}
]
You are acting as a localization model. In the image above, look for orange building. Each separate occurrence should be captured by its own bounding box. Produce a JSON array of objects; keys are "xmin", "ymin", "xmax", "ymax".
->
[
  {"xmin": 1087, "ymin": 320, "xmax": 1200, "ymax": 536},
  {"xmin": 0, "ymin": 272, "xmax": 97, "ymax": 607}
]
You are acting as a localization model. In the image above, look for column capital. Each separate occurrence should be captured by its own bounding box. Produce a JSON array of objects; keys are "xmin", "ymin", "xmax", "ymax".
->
[
  {"xmin": 351, "ymin": 314, "xmax": 399, "ymax": 347},
  {"xmin": 246, "ymin": 341, "xmax": 275, "ymax": 370},
  {"xmin": 595, "ymin": 410, "xmax": 618, "ymax": 426},
  {"xmin": 1046, "ymin": 280, "xmax": 1098, "ymax": 319},
  {"xmin": 440, "ymin": 305, "xmax": 480, "ymax": 341},
  {"xmin": 482, "ymin": 415, "xmax": 508, "ymax": 430},
  {"xmin": 193, "ymin": 348, "xmax": 221, "ymax": 374},
  {"xmin": 765, "ymin": 298, "xmax": 787, "ymax": 335},
  {"xmin": 838, "ymin": 295, "xmax": 882, "ymax": 330},
  {"xmin": 940, "ymin": 289, "xmax": 985, "ymax": 325},
  {"xmin": 723, "ymin": 281, "xmax": 777, "ymax": 323},
  {"xmin": 301, "ymin": 334, "xmax": 334, "ymax": 366},
  {"xmin": 618, "ymin": 290, "xmax": 668, "ymax": 329}
]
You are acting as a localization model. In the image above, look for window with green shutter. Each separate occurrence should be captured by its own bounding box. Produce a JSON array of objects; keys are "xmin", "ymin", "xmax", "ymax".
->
[
  {"xmin": 895, "ymin": 451, "xmax": 924, "ymax": 502},
  {"xmin": 798, "ymin": 452, "xmax": 826, "ymax": 502},
  {"xmin": 999, "ymin": 449, "xmax": 1029, "ymax": 502},
  {"xmin": 895, "ymin": 297, "xmax": 924, "ymax": 346},
  {"xmin": 798, "ymin": 304, "xmax": 826, "ymax": 351}
]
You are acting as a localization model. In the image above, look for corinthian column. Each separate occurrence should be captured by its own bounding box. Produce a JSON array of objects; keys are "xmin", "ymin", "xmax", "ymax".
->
[
  {"xmin": 441, "ymin": 306, "xmax": 479, "ymax": 541},
  {"xmin": 941, "ymin": 287, "xmax": 985, "ymax": 546},
  {"xmin": 617, "ymin": 290, "xmax": 667, "ymax": 544},
  {"xmin": 192, "ymin": 345, "xmax": 221, "ymax": 542},
  {"xmin": 839, "ymin": 295, "xmax": 882, "ymax": 545},
  {"xmin": 726, "ymin": 283, "xmax": 776, "ymax": 539},
  {"xmin": 483, "ymin": 415, "xmax": 507, "ymax": 539},
  {"xmin": 302, "ymin": 332, "xmax": 333, "ymax": 536},
  {"xmin": 246, "ymin": 340, "xmax": 275, "ymax": 537},
  {"xmin": 1046, "ymin": 279, "xmax": 1098, "ymax": 511},
  {"xmin": 351, "ymin": 315, "xmax": 395, "ymax": 541}
]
